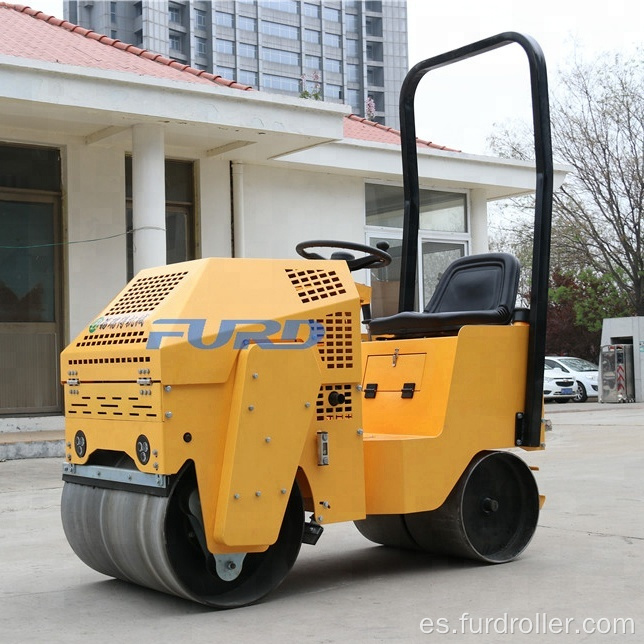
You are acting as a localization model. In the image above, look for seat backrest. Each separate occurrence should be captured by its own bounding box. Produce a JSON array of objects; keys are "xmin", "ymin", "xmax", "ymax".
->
[
  {"xmin": 367, "ymin": 252, "xmax": 521, "ymax": 338},
  {"xmin": 424, "ymin": 253, "xmax": 520, "ymax": 320}
]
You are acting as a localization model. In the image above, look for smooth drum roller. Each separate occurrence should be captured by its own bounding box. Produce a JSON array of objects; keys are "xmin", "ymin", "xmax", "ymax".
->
[
  {"xmin": 355, "ymin": 451, "xmax": 539, "ymax": 563},
  {"xmin": 61, "ymin": 460, "xmax": 304, "ymax": 608}
]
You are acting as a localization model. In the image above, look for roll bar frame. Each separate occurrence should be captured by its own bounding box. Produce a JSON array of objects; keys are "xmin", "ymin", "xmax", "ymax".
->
[{"xmin": 397, "ymin": 32, "xmax": 553, "ymax": 448}]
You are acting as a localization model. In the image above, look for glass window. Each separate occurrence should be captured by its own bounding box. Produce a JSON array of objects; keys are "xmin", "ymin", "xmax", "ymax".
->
[
  {"xmin": 169, "ymin": 5, "xmax": 180, "ymax": 23},
  {"xmin": 324, "ymin": 58, "xmax": 341, "ymax": 73},
  {"xmin": 216, "ymin": 39, "xmax": 235, "ymax": 55},
  {"xmin": 346, "ymin": 88, "xmax": 361, "ymax": 112},
  {"xmin": 366, "ymin": 184, "xmax": 467, "ymax": 232},
  {"xmin": 264, "ymin": 48, "xmax": 300, "ymax": 66},
  {"xmin": 303, "ymin": 3, "xmax": 320, "ymax": 18},
  {"xmin": 366, "ymin": 41, "xmax": 383, "ymax": 61},
  {"xmin": 263, "ymin": 74, "xmax": 300, "ymax": 93},
  {"xmin": 347, "ymin": 63, "xmax": 360, "ymax": 82},
  {"xmin": 260, "ymin": 0, "xmax": 299, "ymax": 13},
  {"xmin": 195, "ymin": 9, "xmax": 207, "ymax": 29},
  {"xmin": 367, "ymin": 65, "xmax": 384, "ymax": 86},
  {"xmin": 0, "ymin": 201, "xmax": 56, "ymax": 322},
  {"xmin": 215, "ymin": 11, "xmax": 234, "ymax": 28},
  {"xmin": 345, "ymin": 13, "xmax": 359, "ymax": 32},
  {"xmin": 239, "ymin": 70, "xmax": 258, "ymax": 86},
  {"xmin": 261, "ymin": 20, "xmax": 299, "ymax": 39},
  {"xmin": 369, "ymin": 91, "xmax": 384, "ymax": 112},
  {"xmin": 365, "ymin": 15, "xmax": 382, "ymax": 36},
  {"xmin": 304, "ymin": 29, "xmax": 321, "ymax": 44},
  {"xmin": 324, "ymin": 84, "xmax": 342, "ymax": 100},
  {"xmin": 365, "ymin": 1, "xmax": 382, "ymax": 11},
  {"xmin": 365, "ymin": 183, "xmax": 469, "ymax": 313},
  {"xmin": 0, "ymin": 145, "xmax": 58, "ymax": 191},
  {"xmin": 305, "ymin": 54, "xmax": 321, "ymax": 69},
  {"xmin": 195, "ymin": 37, "xmax": 207, "ymax": 56},
  {"xmin": 216, "ymin": 66, "xmax": 234, "ymax": 78},
  {"xmin": 365, "ymin": 235, "xmax": 402, "ymax": 318},
  {"xmin": 169, "ymin": 32, "xmax": 182, "ymax": 52},
  {"xmin": 238, "ymin": 16, "xmax": 257, "ymax": 31},
  {"xmin": 110, "ymin": 1, "xmax": 117, "ymax": 22},
  {"xmin": 346, "ymin": 38, "xmax": 360, "ymax": 57},
  {"xmin": 323, "ymin": 32, "xmax": 341, "ymax": 48},
  {"xmin": 323, "ymin": 7, "xmax": 341, "ymax": 22},
  {"xmin": 421, "ymin": 242, "xmax": 465, "ymax": 305},
  {"xmin": 239, "ymin": 42, "xmax": 258, "ymax": 58}
]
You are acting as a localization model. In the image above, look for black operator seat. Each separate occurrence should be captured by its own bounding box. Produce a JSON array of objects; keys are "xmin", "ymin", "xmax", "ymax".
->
[{"xmin": 368, "ymin": 253, "xmax": 521, "ymax": 338}]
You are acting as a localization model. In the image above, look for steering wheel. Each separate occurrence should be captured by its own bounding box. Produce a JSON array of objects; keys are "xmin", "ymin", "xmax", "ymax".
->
[{"xmin": 295, "ymin": 240, "xmax": 392, "ymax": 272}]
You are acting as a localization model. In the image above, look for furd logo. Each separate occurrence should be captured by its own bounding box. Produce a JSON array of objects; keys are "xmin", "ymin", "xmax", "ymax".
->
[{"xmin": 146, "ymin": 319, "xmax": 326, "ymax": 350}]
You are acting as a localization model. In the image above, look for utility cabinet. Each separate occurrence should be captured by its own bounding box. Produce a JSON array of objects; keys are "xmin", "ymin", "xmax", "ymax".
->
[
  {"xmin": 599, "ymin": 344, "xmax": 635, "ymax": 403},
  {"xmin": 600, "ymin": 317, "xmax": 644, "ymax": 403}
]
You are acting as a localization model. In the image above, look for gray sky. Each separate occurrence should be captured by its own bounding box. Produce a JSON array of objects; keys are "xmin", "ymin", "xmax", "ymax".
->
[
  {"xmin": 407, "ymin": 0, "xmax": 643, "ymax": 152},
  {"xmin": 30, "ymin": 0, "xmax": 644, "ymax": 153}
]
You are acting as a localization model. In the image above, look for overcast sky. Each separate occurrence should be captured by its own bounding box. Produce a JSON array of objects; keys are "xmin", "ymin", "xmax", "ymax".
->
[{"xmin": 31, "ymin": 0, "xmax": 644, "ymax": 153}]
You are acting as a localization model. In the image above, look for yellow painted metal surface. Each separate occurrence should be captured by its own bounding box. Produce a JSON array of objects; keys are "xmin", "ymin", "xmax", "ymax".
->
[
  {"xmin": 360, "ymin": 324, "xmax": 540, "ymax": 514},
  {"xmin": 363, "ymin": 353, "xmax": 426, "ymax": 392},
  {"xmin": 62, "ymin": 257, "xmax": 367, "ymax": 554},
  {"xmin": 213, "ymin": 345, "xmax": 319, "ymax": 548}
]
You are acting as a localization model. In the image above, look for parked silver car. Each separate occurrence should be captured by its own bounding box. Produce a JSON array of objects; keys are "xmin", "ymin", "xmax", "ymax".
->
[{"xmin": 545, "ymin": 356, "xmax": 599, "ymax": 402}]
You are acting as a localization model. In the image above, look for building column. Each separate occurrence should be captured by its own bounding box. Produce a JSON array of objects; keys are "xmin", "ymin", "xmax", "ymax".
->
[
  {"xmin": 231, "ymin": 162, "xmax": 245, "ymax": 258},
  {"xmin": 132, "ymin": 124, "xmax": 166, "ymax": 273},
  {"xmin": 469, "ymin": 189, "xmax": 489, "ymax": 254}
]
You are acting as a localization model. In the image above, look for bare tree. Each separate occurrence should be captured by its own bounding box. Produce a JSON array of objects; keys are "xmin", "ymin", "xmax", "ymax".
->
[{"xmin": 489, "ymin": 49, "xmax": 644, "ymax": 314}]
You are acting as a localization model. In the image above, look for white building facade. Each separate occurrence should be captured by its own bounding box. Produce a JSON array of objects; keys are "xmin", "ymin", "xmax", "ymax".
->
[{"xmin": 0, "ymin": 5, "xmax": 564, "ymax": 416}]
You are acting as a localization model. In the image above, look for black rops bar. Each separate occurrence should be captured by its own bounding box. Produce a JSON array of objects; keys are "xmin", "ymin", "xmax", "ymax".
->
[{"xmin": 397, "ymin": 32, "xmax": 553, "ymax": 449}]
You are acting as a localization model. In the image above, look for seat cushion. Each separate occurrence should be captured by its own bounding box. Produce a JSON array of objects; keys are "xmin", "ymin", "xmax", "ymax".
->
[{"xmin": 368, "ymin": 307, "xmax": 511, "ymax": 337}]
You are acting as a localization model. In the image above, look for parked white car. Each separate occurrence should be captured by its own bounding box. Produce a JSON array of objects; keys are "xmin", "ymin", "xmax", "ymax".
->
[
  {"xmin": 545, "ymin": 356, "xmax": 599, "ymax": 402},
  {"xmin": 543, "ymin": 364, "xmax": 577, "ymax": 403}
]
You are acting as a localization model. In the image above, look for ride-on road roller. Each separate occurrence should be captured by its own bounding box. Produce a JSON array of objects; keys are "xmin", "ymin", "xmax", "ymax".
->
[{"xmin": 61, "ymin": 33, "xmax": 554, "ymax": 608}]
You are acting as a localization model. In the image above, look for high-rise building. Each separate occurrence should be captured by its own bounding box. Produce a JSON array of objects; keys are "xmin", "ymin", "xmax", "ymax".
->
[{"xmin": 63, "ymin": 1, "xmax": 408, "ymax": 127}]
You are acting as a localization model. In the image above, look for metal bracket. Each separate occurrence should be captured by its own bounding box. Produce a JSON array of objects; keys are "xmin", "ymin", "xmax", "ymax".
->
[
  {"xmin": 364, "ymin": 383, "xmax": 378, "ymax": 399},
  {"xmin": 214, "ymin": 553, "xmax": 246, "ymax": 581},
  {"xmin": 401, "ymin": 382, "xmax": 415, "ymax": 399},
  {"xmin": 62, "ymin": 462, "xmax": 169, "ymax": 496},
  {"xmin": 302, "ymin": 520, "xmax": 324, "ymax": 545},
  {"xmin": 317, "ymin": 431, "xmax": 329, "ymax": 465},
  {"xmin": 514, "ymin": 412, "xmax": 526, "ymax": 446}
]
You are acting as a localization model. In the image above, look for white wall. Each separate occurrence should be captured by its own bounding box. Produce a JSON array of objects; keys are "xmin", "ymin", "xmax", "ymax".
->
[
  {"xmin": 65, "ymin": 142, "xmax": 127, "ymax": 339},
  {"xmin": 198, "ymin": 156, "xmax": 233, "ymax": 259},
  {"xmin": 237, "ymin": 164, "xmax": 366, "ymax": 260}
]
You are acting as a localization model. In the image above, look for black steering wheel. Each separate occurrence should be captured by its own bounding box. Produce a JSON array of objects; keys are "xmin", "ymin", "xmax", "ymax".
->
[{"xmin": 295, "ymin": 240, "xmax": 392, "ymax": 272}]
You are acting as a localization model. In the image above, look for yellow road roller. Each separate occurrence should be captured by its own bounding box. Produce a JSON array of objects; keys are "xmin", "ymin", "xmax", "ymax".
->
[{"xmin": 61, "ymin": 32, "xmax": 554, "ymax": 608}]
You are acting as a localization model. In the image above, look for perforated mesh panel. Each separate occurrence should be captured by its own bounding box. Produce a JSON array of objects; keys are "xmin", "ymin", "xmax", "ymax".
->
[
  {"xmin": 67, "ymin": 393, "xmax": 158, "ymax": 418},
  {"xmin": 316, "ymin": 384, "xmax": 353, "ymax": 421},
  {"xmin": 317, "ymin": 311, "xmax": 354, "ymax": 369},
  {"xmin": 105, "ymin": 271, "xmax": 188, "ymax": 316},
  {"xmin": 67, "ymin": 356, "xmax": 151, "ymax": 365},
  {"xmin": 286, "ymin": 268, "xmax": 346, "ymax": 303},
  {"xmin": 76, "ymin": 330, "xmax": 147, "ymax": 347}
]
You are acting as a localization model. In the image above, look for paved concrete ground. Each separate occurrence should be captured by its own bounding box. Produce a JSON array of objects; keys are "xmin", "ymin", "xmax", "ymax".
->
[{"xmin": 0, "ymin": 403, "xmax": 642, "ymax": 643}]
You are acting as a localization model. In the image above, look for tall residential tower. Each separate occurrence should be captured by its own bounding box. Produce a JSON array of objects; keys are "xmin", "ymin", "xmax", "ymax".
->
[{"xmin": 63, "ymin": 0, "xmax": 408, "ymax": 126}]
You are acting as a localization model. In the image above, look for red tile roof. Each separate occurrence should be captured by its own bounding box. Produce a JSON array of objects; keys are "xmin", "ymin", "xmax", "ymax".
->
[
  {"xmin": 344, "ymin": 114, "xmax": 457, "ymax": 151},
  {"xmin": 0, "ymin": 3, "xmax": 251, "ymax": 90}
]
